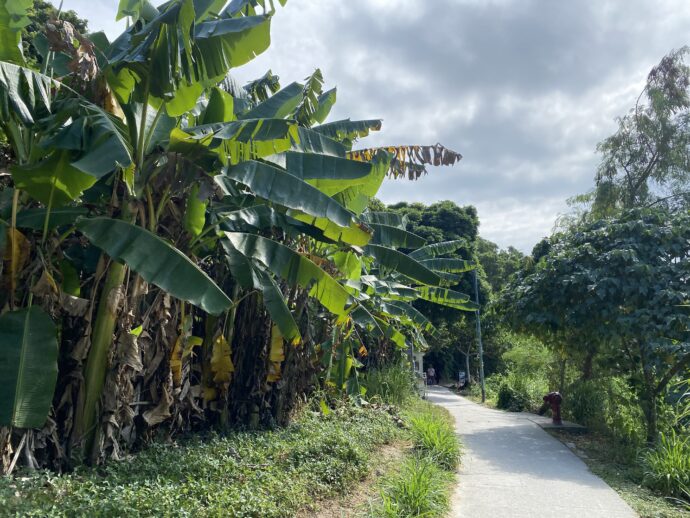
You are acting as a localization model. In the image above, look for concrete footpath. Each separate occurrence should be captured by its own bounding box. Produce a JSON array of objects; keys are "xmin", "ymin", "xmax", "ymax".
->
[{"xmin": 426, "ymin": 386, "xmax": 638, "ymax": 518}]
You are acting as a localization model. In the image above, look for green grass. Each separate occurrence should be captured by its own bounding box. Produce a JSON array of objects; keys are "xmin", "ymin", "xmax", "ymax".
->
[
  {"xmin": 0, "ymin": 405, "xmax": 402, "ymax": 517},
  {"xmin": 642, "ymin": 430, "xmax": 690, "ymax": 501},
  {"xmin": 548, "ymin": 429, "xmax": 690, "ymax": 518},
  {"xmin": 368, "ymin": 399, "xmax": 460, "ymax": 517},
  {"xmin": 373, "ymin": 457, "xmax": 451, "ymax": 517},
  {"xmin": 363, "ymin": 362, "xmax": 418, "ymax": 406}
]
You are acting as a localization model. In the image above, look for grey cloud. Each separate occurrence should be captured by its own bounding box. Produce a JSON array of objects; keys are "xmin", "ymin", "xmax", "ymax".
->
[{"xmin": 66, "ymin": 0, "xmax": 690, "ymax": 251}]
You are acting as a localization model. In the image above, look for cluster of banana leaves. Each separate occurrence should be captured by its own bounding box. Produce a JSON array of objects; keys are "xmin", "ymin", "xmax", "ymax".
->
[{"xmin": 0, "ymin": 0, "xmax": 474, "ymax": 469}]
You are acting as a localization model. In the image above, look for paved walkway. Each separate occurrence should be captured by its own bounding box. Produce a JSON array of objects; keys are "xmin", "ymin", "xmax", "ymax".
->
[{"xmin": 426, "ymin": 386, "xmax": 637, "ymax": 518}]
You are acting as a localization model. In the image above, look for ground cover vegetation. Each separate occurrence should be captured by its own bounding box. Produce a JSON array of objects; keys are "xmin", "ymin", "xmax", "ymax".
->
[
  {"xmin": 0, "ymin": 0, "xmax": 476, "ymax": 490},
  {"xmin": 0, "ymin": 364, "xmax": 460, "ymax": 517}
]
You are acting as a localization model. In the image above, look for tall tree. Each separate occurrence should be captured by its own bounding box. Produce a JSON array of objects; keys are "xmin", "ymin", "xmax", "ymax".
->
[
  {"xmin": 504, "ymin": 208, "xmax": 690, "ymax": 442},
  {"xmin": 595, "ymin": 48, "xmax": 690, "ymax": 212}
]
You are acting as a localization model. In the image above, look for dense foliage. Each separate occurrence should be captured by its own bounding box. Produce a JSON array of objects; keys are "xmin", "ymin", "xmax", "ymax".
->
[{"xmin": 0, "ymin": 0, "xmax": 473, "ymax": 473}]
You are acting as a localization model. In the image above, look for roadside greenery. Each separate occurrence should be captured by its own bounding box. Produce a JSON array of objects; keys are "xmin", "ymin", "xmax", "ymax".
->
[
  {"xmin": 0, "ymin": 403, "xmax": 403, "ymax": 517},
  {"xmin": 370, "ymin": 399, "xmax": 460, "ymax": 518}
]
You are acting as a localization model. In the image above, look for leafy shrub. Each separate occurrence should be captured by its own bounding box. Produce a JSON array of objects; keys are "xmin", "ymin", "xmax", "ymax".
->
[
  {"xmin": 363, "ymin": 362, "xmax": 417, "ymax": 406},
  {"xmin": 495, "ymin": 372, "xmax": 547, "ymax": 412},
  {"xmin": 409, "ymin": 412, "xmax": 460, "ymax": 471},
  {"xmin": 564, "ymin": 377, "xmax": 646, "ymax": 452},
  {"xmin": 642, "ymin": 430, "xmax": 690, "ymax": 500},
  {"xmin": 373, "ymin": 457, "xmax": 450, "ymax": 518}
]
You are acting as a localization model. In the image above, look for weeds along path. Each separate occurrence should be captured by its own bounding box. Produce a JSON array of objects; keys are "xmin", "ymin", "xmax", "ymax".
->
[{"xmin": 427, "ymin": 386, "xmax": 638, "ymax": 518}]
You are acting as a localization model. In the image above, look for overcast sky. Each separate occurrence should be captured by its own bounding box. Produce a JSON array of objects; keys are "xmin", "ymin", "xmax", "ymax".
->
[{"xmin": 62, "ymin": 0, "xmax": 690, "ymax": 252}]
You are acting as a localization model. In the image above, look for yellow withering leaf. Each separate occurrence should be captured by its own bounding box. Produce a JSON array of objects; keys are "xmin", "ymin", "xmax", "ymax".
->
[
  {"xmin": 267, "ymin": 324, "xmax": 284, "ymax": 382},
  {"xmin": 170, "ymin": 335, "xmax": 184, "ymax": 387},
  {"xmin": 2, "ymin": 228, "xmax": 30, "ymax": 294},
  {"xmin": 170, "ymin": 334, "xmax": 202, "ymax": 387},
  {"xmin": 211, "ymin": 335, "xmax": 234, "ymax": 385}
]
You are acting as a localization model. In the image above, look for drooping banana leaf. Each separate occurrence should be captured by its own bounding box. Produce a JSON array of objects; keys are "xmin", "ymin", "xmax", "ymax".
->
[
  {"xmin": 313, "ymin": 118, "xmax": 382, "ymax": 149},
  {"xmin": 219, "ymin": 159, "xmax": 355, "ymax": 229},
  {"xmin": 420, "ymin": 258, "xmax": 475, "ymax": 273},
  {"xmin": 0, "ymin": 0, "xmax": 31, "ymax": 64},
  {"xmin": 264, "ymin": 151, "xmax": 373, "ymax": 196},
  {"xmin": 214, "ymin": 204, "xmax": 336, "ymax": 243},
  {"xmin": 368, "ymin": 223, "xmax": 426, "ymax": 249},
  {"xmin": 42, "ymin": 101, "xmax": 133, "ymax": 178},
  {"xmin": 11, "ymin": 150, "xmax": 102, "ymax": 207},
  {"xmin": 225, "ymin": 231, "xmax": 351, "ymax": 316},
  {"xmin": 360, "ymin": 275, "xmax": 418, "ymax": 300},
  {"xmin": 361, "ymin": 211, "xmax": 407, "ymax": 229},
  {"xmin": 168, "ymin": 118, "xmax": 299, "ymax": 166},
  {"xmin": 76, "ymin": 217, "xmax": 232, "ymax": 315},
  {"xmin": 408, "ymin": 240, "xmax": 466, "ymax": 260},
  {"xmin": 351, "ymin": 305, "xmax": 383, "ymax": 336},
  {"xmin": 15, "ymin": 207, "xmax": 89, "ymax": 230},
  {"xmin": 333, "ymin": 151, "xmax": 390, "ymax": 215},
  {"xmin": 292, "ymin": 127, "xmax": 346, "ymax": 157},
  {"xmin": 415, "ymin": 286, "xmax": 478, "ymax": 311},
  {"xmin": 238, "ymin": 81, "xmax": 302, "ymax": 120},
  {"xmin": 0, "ymin": 306, "xmax": 58, "ymax": 428},
  {"xmin": 0, "ymin": 61, "xmax": 54, "ymax": 124},
  {"xmin": 364, "ymin": 244, "xmax": 441, "ymax": 286},
  {"xmin": 223, "ymin": 240, "xmax": 301, "ymax": 343},
  {"xmin": 288, "ymin": 212, "xmax": 372, "ymax": 246},
  {"xmin": 374, "ymin": 316, "xmax": 407, "ymax": 348},
  {"xmin": 380, "ymin": 300, "xmax": 437, "ymax": 335},
  {"xmin": 348, "ymin": 143, "xmax": 462, "ymax": 180}
]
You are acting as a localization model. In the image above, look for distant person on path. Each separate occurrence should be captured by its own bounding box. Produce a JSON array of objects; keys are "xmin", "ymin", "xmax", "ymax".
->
[{"xmin": 427, "ymin": 365, "xmax": 436, "ymax": 385}]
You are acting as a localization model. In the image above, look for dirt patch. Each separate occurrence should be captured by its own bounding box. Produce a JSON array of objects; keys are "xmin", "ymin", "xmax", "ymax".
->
[{"xmin": 297, "ymin": 441, "xmax": 411, "ymax": 518}]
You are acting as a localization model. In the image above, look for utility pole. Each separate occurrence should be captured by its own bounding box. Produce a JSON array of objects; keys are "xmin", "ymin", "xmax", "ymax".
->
[{"xmin": 473, "ymin": 269, "xmax": 486, "ymax": 402}]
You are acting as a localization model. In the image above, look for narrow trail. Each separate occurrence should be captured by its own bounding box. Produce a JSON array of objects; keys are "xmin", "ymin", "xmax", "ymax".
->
[{"xmin": 427, "ymin": 386, "xmax": 638, "ymax": 518}]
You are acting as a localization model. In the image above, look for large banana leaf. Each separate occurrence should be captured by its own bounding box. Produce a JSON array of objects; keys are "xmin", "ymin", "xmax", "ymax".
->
[
  {"xmin": 215, "ymin": 205, "xmax": 336, "ymax": 243},
  {"xmin": 225, "ymin": 232, "xmax": 351, "ymax": 316},
  {"xmin": 420, "ymin": 258, "xmax": 475, "ymax": 273},
  {"xmin": 265, "ymin": 151, "xmax": 373, "ymax": 196},
  {"xmin": 194, "ymin": 14, "xmax": 272, "ymax": 80},
  {"xmin": 381, "ymin": 300, "xmax": 437, "ymax": 335},
  {"xmin": 0, "ymin": 306, "xmax": 58, "ymax": 428},
  {"xmin": 15, "ymin": 207, "xmax": 89, "ymax": 230},
  {"xmin": 43, "ymin": 101, "xmax": 133, "ymax": 178},
  {"xmin": 313, "ymin": 118, "xmax": 382, "ymax": 149},
  {"xmin": 416, "ymin": 286, "xmax": 478, "ymax": 311},
  {"xmin": 223, "ymin": 240, "xmax": 301, "ymax": 343},
  {"xmin": 364, "ymin": 244, "xmax": 441, "ymax": 286},
  {"xmin": 333, "ymin": 151, "xmax": 390, "ymax": 215},
  {"xmin": 360, "ymin": 275, "xmax": 418, "ymax": 300},
  {"xmin": 168, "ymin": 119, "xmax": 299, "ymax": 166},
  {"xmin": 0, "ymin": 0, "xmax": 30, "ymax": 64},
  {"xmin": 11, "ymin": 150, "xmax": 101, "ymax": 207},
  {"xmin": 219, "ymin": 160, "xmax": 355, "ymax": 228},
  {"xmin": 362, "ymin": 211, "xmax": 407, "ymax": 229},
  {"xmin": 76, "ymin": 217, "xmax": 232, "ymax": 315},
  {"xmin": 0, "ymin": 61, "xmax": 53, "ymax": 124},
  {"xmin": 239, "ymin": 81, "xmax": 302, "ymax": 120},
  {"xmin": 408, "ymin": 240, "xmax": 466, "ymax": 260},
  {"xmin": 289, "ymin": 212, "xmax": 372, "ymax": 246},
  {"xmin": 293, "ymin": 127, "xmax": 346, "ymax": 157},
  {"xmin": 368, "ymin": 223, "xmax": 426, "ymax": 249}
]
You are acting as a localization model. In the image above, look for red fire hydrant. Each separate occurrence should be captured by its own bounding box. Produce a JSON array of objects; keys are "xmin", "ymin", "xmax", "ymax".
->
[{"xmin": 543, "ymin": 392, "xmax": 563, "ymax": 425}]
